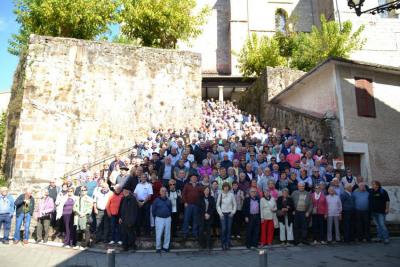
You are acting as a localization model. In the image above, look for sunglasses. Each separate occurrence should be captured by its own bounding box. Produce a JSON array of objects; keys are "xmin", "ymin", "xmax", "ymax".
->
[{"xmin": 169, "ymin": 183, "xmax": 176, "ymax": 186}]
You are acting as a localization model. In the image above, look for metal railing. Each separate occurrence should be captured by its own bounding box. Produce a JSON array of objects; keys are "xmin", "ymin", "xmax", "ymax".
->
[{"xmin": 61, "ymin": 145, "xmax": 137, "ymax": 179}]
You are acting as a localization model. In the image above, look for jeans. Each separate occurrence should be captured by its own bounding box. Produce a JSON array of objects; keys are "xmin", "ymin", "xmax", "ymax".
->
[
  {"xmin": 14, "ymin": 213, "xmax": 31, "ymax": 241},
  {"xmin": 0, "ymin": 213, "xmax": 12, "ymax": 240},
  {"xmin": 220, "ymin": 213, "xmax": 233, "ymax": 247},
  {"xmin": 182, "ymin": 204, "xmax": 199, "ymax": 237},
  {"xmin": 155, "ymin": 216, "xmax": 171, "ymax": 250},
  {"xmin": 372, "ymin": 212, "xmax": 389, "ymax": 241},
  {"xmin": 110, "ymin": 215, "xmax": 120, "ymax": 242},
  {"xmin": 36, "ymin": 216, "xmax": 51, "ymax": 242}
]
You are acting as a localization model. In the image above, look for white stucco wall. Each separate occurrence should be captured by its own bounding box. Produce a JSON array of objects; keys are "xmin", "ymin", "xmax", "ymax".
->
[
  {"xmin": 337, "ymin": 64, "xmax": 400, "ymax": 186},
  {"xmin": 273, "ymin": 64, "xmax": 337, "ymax": 117}
]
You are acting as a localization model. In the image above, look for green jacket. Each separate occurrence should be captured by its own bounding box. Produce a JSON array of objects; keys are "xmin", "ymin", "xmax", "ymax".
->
[{"xmin": 73, "ymin": 195, "xmax": 94, "ymax": 230}]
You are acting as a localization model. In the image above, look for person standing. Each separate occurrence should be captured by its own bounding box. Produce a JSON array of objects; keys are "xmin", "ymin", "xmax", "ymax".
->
[
  {"xmin": 0, "ymin": 186, "xmax": 14, "ymax": 244},
  {"xmin": 291, "ymin": 182, "xmax": 313, "ymax": 245},
  {"xmin": 57, "ymin": 187, "xmax": 76, "ymax": 248},
  {"xmin": 243, "ymin": 187, "xmax": 260, "ymax": 249},
  {"xmin": 340, "ymin": 184, "xmax": 355, "ymax": 243},
  {"xmin": 326, "ymin": 186, "xmax": 342, "ymax": 243},
  {"xmin": 106, "ymin": 184, "xmax": 123, "ymax": 245},
  {"xmin": 369, "ymin": 180, "xmax": 390, "ymax": 244},
  {"xmin": 14, "ymin": 188, "xmax": 35, "ymax": 245},
  {"xmin": 311, "ymin": 184, "xmax": 327, "ymax": 245},
  {"xmin": 276, "ymin": 188, "xmax": 294, "ymax": 245},
  {"xmin": 93, "ymin": 183, "xmax": 112, "ymax": 243},
  {"xmin": 47, "ymin": 179, "xmax": 60, "ymax": 230},
  {"xmin": 352, "ymin": 182, "xmax": 370, "ymax": 242},
  {"xmin": 231, "ymin": 181, "xmax": 244, "ymax": 239},
  {"xmin": 73, "ymin": 186, "xmax": 93, "ymax": 249},
  {"xmin": 134, "ymin": 173, "xmax": 153, "ymax": 237},
  {"xmin": 35, "ymin": 189, "xmax": 55, "ymax": 243},
  {"xmin": 216, "ymin": 182, "xmax": 237, "ymax": 250},
  {"xmin": 182, "ymin": 174, "xmax": 203, "ymax": 239},
  {"xmin": 198, "ymin": 186, "xmax": 216, "ymax": 250},
  {"xmin": 260, "ymin": 190, "xmax": 277, "ymax": 247},
  {"xmin": 167, "ymin": 179, "xmax": 181, "ymax": 237},
  {"xmin": 118, "ymin": 188, "xmax": 139, "ymax": 251},
  {"xmin": 152, "ymin": 187, "xmax": 172, "ymax": 253}
]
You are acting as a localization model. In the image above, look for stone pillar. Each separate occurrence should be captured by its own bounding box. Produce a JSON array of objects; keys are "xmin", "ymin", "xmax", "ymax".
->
[{"xmin": 218, "ymin": 85, "xmax": 224, "ymax": 102}]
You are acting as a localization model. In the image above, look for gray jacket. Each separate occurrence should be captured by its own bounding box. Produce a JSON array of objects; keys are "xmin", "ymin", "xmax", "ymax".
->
[{"xmin": 291, "ymin": 190, "xmax": 313, "ymax": 214}]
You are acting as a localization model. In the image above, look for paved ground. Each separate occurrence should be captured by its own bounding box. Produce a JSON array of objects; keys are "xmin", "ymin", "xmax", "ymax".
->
[{"xmin": 1, "ymin": 239, "xmax": 399, "ymax": 267}]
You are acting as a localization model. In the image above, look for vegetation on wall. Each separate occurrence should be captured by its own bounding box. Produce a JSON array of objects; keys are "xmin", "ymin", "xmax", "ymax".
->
[{"xmin": 238, "ymin": 15, "xmax": 365, "ymax": 77}]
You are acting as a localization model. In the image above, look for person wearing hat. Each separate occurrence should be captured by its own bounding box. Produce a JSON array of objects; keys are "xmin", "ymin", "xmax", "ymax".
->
[
  {"xmin": 0, "ymin": 186, "xmax": 14, "ymax": 244},
  {"xmin": 116, "ymin": 166, "xmax": 130, "ymax": 190},
  {"xmin": 182, "ymin": 174, "xmax": 203, "ymax": 239}
]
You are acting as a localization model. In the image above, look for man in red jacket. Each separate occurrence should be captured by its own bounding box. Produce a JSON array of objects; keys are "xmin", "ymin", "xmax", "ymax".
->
[
  {"xmin": 106, "ymin": 185, "xmax": 123, "ymax": 245},
  {"xmin": 182, "ymin": 174, "xmax": 203, "ymax": 239}
]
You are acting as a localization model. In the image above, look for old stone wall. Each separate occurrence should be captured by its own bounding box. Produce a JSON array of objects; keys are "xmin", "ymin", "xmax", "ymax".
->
[{"xmin": 3, "ymin": 35, "xmax": 202, "ymax": 191}]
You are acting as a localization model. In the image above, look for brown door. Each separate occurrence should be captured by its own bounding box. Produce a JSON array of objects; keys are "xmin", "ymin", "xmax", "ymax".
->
[{"xmin": 344, "ymin": 153, "xmax": 361, "ymax": 176}]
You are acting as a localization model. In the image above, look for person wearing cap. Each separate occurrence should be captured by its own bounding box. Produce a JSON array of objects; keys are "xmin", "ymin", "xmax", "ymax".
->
[
  {"xmin": 14, "ymin": 187, "xmax": 35, "ymax": 245},
  {"xmin": 105, "ymin": 184, "xmax": 123, "ymax": 245},
  {"xmin": 73, "ymin": 185, "xmax": 93, "ymax": 249},
  {"xmin": 0, "ymin": 186, "xmax": 14, "ymax": 244},
  {"xmin": 35, "ymin": 188, "xmax": 55, "ymax": 244},
  {"xmin": 134, "ymin": 173, "xmax": 153, "ymax": 237},
  {"xmin": 182, "ymin": 174, "xmax": 203, "ymax": 239}
]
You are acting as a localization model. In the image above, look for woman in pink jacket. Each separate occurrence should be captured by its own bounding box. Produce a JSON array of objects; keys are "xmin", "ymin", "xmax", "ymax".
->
[
  {"xmin": 311, "ymin": 183, "xmax": 328, "ymax": 245},
  {"xmin": 35, "ymin": 189, "xmax": 55, "ymax": 243}
]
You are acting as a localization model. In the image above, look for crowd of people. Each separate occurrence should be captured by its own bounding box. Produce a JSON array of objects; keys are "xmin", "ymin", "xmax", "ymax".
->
[{"xmin": 0, "ymin": 99, "xmax": 391, "ymax": 252}]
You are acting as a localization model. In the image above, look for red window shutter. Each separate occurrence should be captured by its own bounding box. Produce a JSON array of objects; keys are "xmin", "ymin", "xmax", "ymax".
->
[{"xmin": 355, "ymin": 77, "xmax": 376, "ymax": 118}]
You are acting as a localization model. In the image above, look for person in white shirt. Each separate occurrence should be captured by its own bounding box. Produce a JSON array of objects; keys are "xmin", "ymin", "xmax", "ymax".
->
[
  {"xmin": 93, "ymin": 183, "xmax": 112, "ymax": 243},
  {"xmin": 134, "ymin": 174, "xmax": 153, "ymax": 236}
]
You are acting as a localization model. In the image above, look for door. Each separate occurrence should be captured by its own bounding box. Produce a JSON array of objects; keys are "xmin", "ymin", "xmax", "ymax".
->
[{"xmin": 344, "ymin": 153, "xmax": 361, "ymax": 176}]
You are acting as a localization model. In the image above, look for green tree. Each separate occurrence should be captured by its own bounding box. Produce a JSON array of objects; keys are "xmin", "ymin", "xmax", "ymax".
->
[
  {"xmin": 9, "ymin": 0, "xmax": 119, "ymax": 56},
  {"xmin": 0, "ymin": 112, "xmax": 6, "ymax": 163},
  {"xmin": 237, "ymin": 33, "xmax": 286, "ymax": 77},
  {"xmin": 118, "ymin": 0, "xmax": 210, "ymax": 49},
  {"xmin": 290, "ymin": 15, "xmax": 365, "ymax": 71}
]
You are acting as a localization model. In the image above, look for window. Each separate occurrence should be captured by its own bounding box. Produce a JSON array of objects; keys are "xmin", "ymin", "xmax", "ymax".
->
[
  {"xmin": 275, "ymin": 9, "xmax": 288, "ymax": 33},
  {"xmin": 354, "ymin": 77, "xmax": 376, "ymax": 118}
]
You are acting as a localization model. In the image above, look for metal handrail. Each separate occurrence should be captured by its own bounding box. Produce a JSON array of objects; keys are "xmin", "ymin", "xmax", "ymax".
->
[{"xmin": 61, "ymin": 145, "xmax": 137, "ymax": 179}]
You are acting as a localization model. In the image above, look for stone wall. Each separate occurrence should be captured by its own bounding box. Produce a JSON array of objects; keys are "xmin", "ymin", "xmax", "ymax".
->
[{"xmin": 3, "ymin": 35, "xmax": 202, "ymax": 191}]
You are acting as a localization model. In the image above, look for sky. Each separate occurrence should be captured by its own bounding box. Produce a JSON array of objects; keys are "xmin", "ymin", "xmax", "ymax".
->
[{"xmin": 0, "ymin": 0, "xmax": 19, "ymax": 93}]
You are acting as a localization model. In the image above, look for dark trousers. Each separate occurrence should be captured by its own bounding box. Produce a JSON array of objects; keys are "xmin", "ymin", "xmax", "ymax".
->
[
  {"xmin": 294, "ymin": 211, "xmax": 308, "ymax": 243},
  {"xmin": 171, "ymin": 212, "xmax": 179, "ymax": 237},
  {"xmin": 36, "ymin": 217, "xmax": 51, "ymax": 242},
  {"xmin": 110, "ymin": 215, "xmax": 121, "ymax": 242},
  {"xmin": 121, "ymin": 224, "xmax": 136, "ymax": 250},
  {"xmin": 76, "ymin": 226, "xmax": 91, "ymax": 247},
  {"xmin": 312, "ymin": 214, "xmax": 325, "ymax": 242},
  {"xmin": 246, "ymin": 214, "xmax": 260, "ymax": 248},
  {"xmin": 63, "ymin": 214, "xmax": 75, "ymax": 246},
  {"xmin": 199, "ymin": 218, "xmax": 212, "ymax": 249},
  {"xmin": 232, "ymin": 210, "xmax": 243, "ymax": 236},
  {"xmin": 343, "ymin": 210, "xmax": 354, "ymax": 242},
  {"xmin": 355, "ymin": 210, "xmax": 370, "ymax": 241},
  {"xmin": 95, "ymin": 209, "xmax": 110, "ymax": 242},
  {"xmin": 137, "ymin": 202, "xmax": 151, "ymax": 236}
]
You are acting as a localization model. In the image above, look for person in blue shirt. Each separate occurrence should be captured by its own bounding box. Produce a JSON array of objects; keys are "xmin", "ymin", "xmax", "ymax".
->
[
  {"xmin": 152, "ymin": 187, "xmax": 172, "ymax": 253},
  {"xmin": 0, "ymin": 187, "xmax": 15, "ymax": 244},
  {"xmin": 352, "ymin": 182, "xmax": 370, "ymax": 242}
]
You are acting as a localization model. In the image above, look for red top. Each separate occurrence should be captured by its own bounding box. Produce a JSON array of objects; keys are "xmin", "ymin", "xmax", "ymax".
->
[
  {"xmin": 106, "ymin": 192, "xmax": 123, "ymax": 216},
  {"xmin": 150, "ymin": 181, "xmax": 163, "ymax": 203},
  {"xmin": 311, "ymin": 192, "xmax": 328, "ymax": 215}
]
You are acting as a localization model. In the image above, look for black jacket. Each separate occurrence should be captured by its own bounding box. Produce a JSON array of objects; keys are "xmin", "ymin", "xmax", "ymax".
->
[
  {"xmin": 198, "ymin": 195, "xmax": 216, "ymax": 222},
  {"xmin": 123, "ymin": 175, "xmax": 138, "ymax": 192},
  {"xmin": 276, "ymin": 196, "xmax": 295, "ymax": 224},
  {"xmin": 242, "ymin": 196, "xmax": 260, "ymax": 218},
  {"xmin": 158, "ymin": 163, "xmax": 174, "ymax": 180},
  {"xmin": 15, "ymin": 194, "xmax": 35, "ymax": 216},
  {"xmin": 118, "ymin": 194, "xmax": 138, "ymax": 226}
]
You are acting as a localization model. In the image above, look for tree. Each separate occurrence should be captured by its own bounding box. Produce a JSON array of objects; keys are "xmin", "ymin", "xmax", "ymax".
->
[
  {"xmin": 237, "ymin": 33, "xmax": 286, "ymax": 77},
  {"xmin": 118, "ymin": 0, "xmax": 210, "ymax": 49},
  {"xmin": 290, "ymin": 15, "xmax": 365, "ymax": 71},
  {"xmin": 9, "ymin": 0, "xmax": 119, "ymax": 56}
]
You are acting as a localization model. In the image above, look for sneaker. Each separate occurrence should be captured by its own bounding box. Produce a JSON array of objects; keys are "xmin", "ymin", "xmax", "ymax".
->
[
  {"xmin": 117, "ymin": 241, "xmax": 122, "ymax": 246},
  {"xmin": 79, "ymin": 246, "xmax": 86, "ymax": 251},
  {"xmin": 320, "ymin": 241, "xmax": 327, "ymax": 245},
  {"xmin": 3, "ymin": 240, "xmax": 10, "ymax": 245},
  {"xmin": 162, "ymin": 248, "xmax": 169, "ymax": 253},
  {"xmin": 108, "ymin": 241, "xmax": 115, "ymax": 245},
  {"xmin": 64, "ymin": 245, "xmax": 71, "ymax": 249},
  {"xmin": 156, "ymin": 249, "xmax": 161, "ymax": 253},
  {"xmin": 236, "ymin": 235, "xmax": 241, "ymax": 239},
  {"xmin": 73, "ymin": 246, "xmax": 80, "ymax": 250},
  {"xmin": 313, "ymin": 240, "xmax": 318, "ymax": 245}
]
